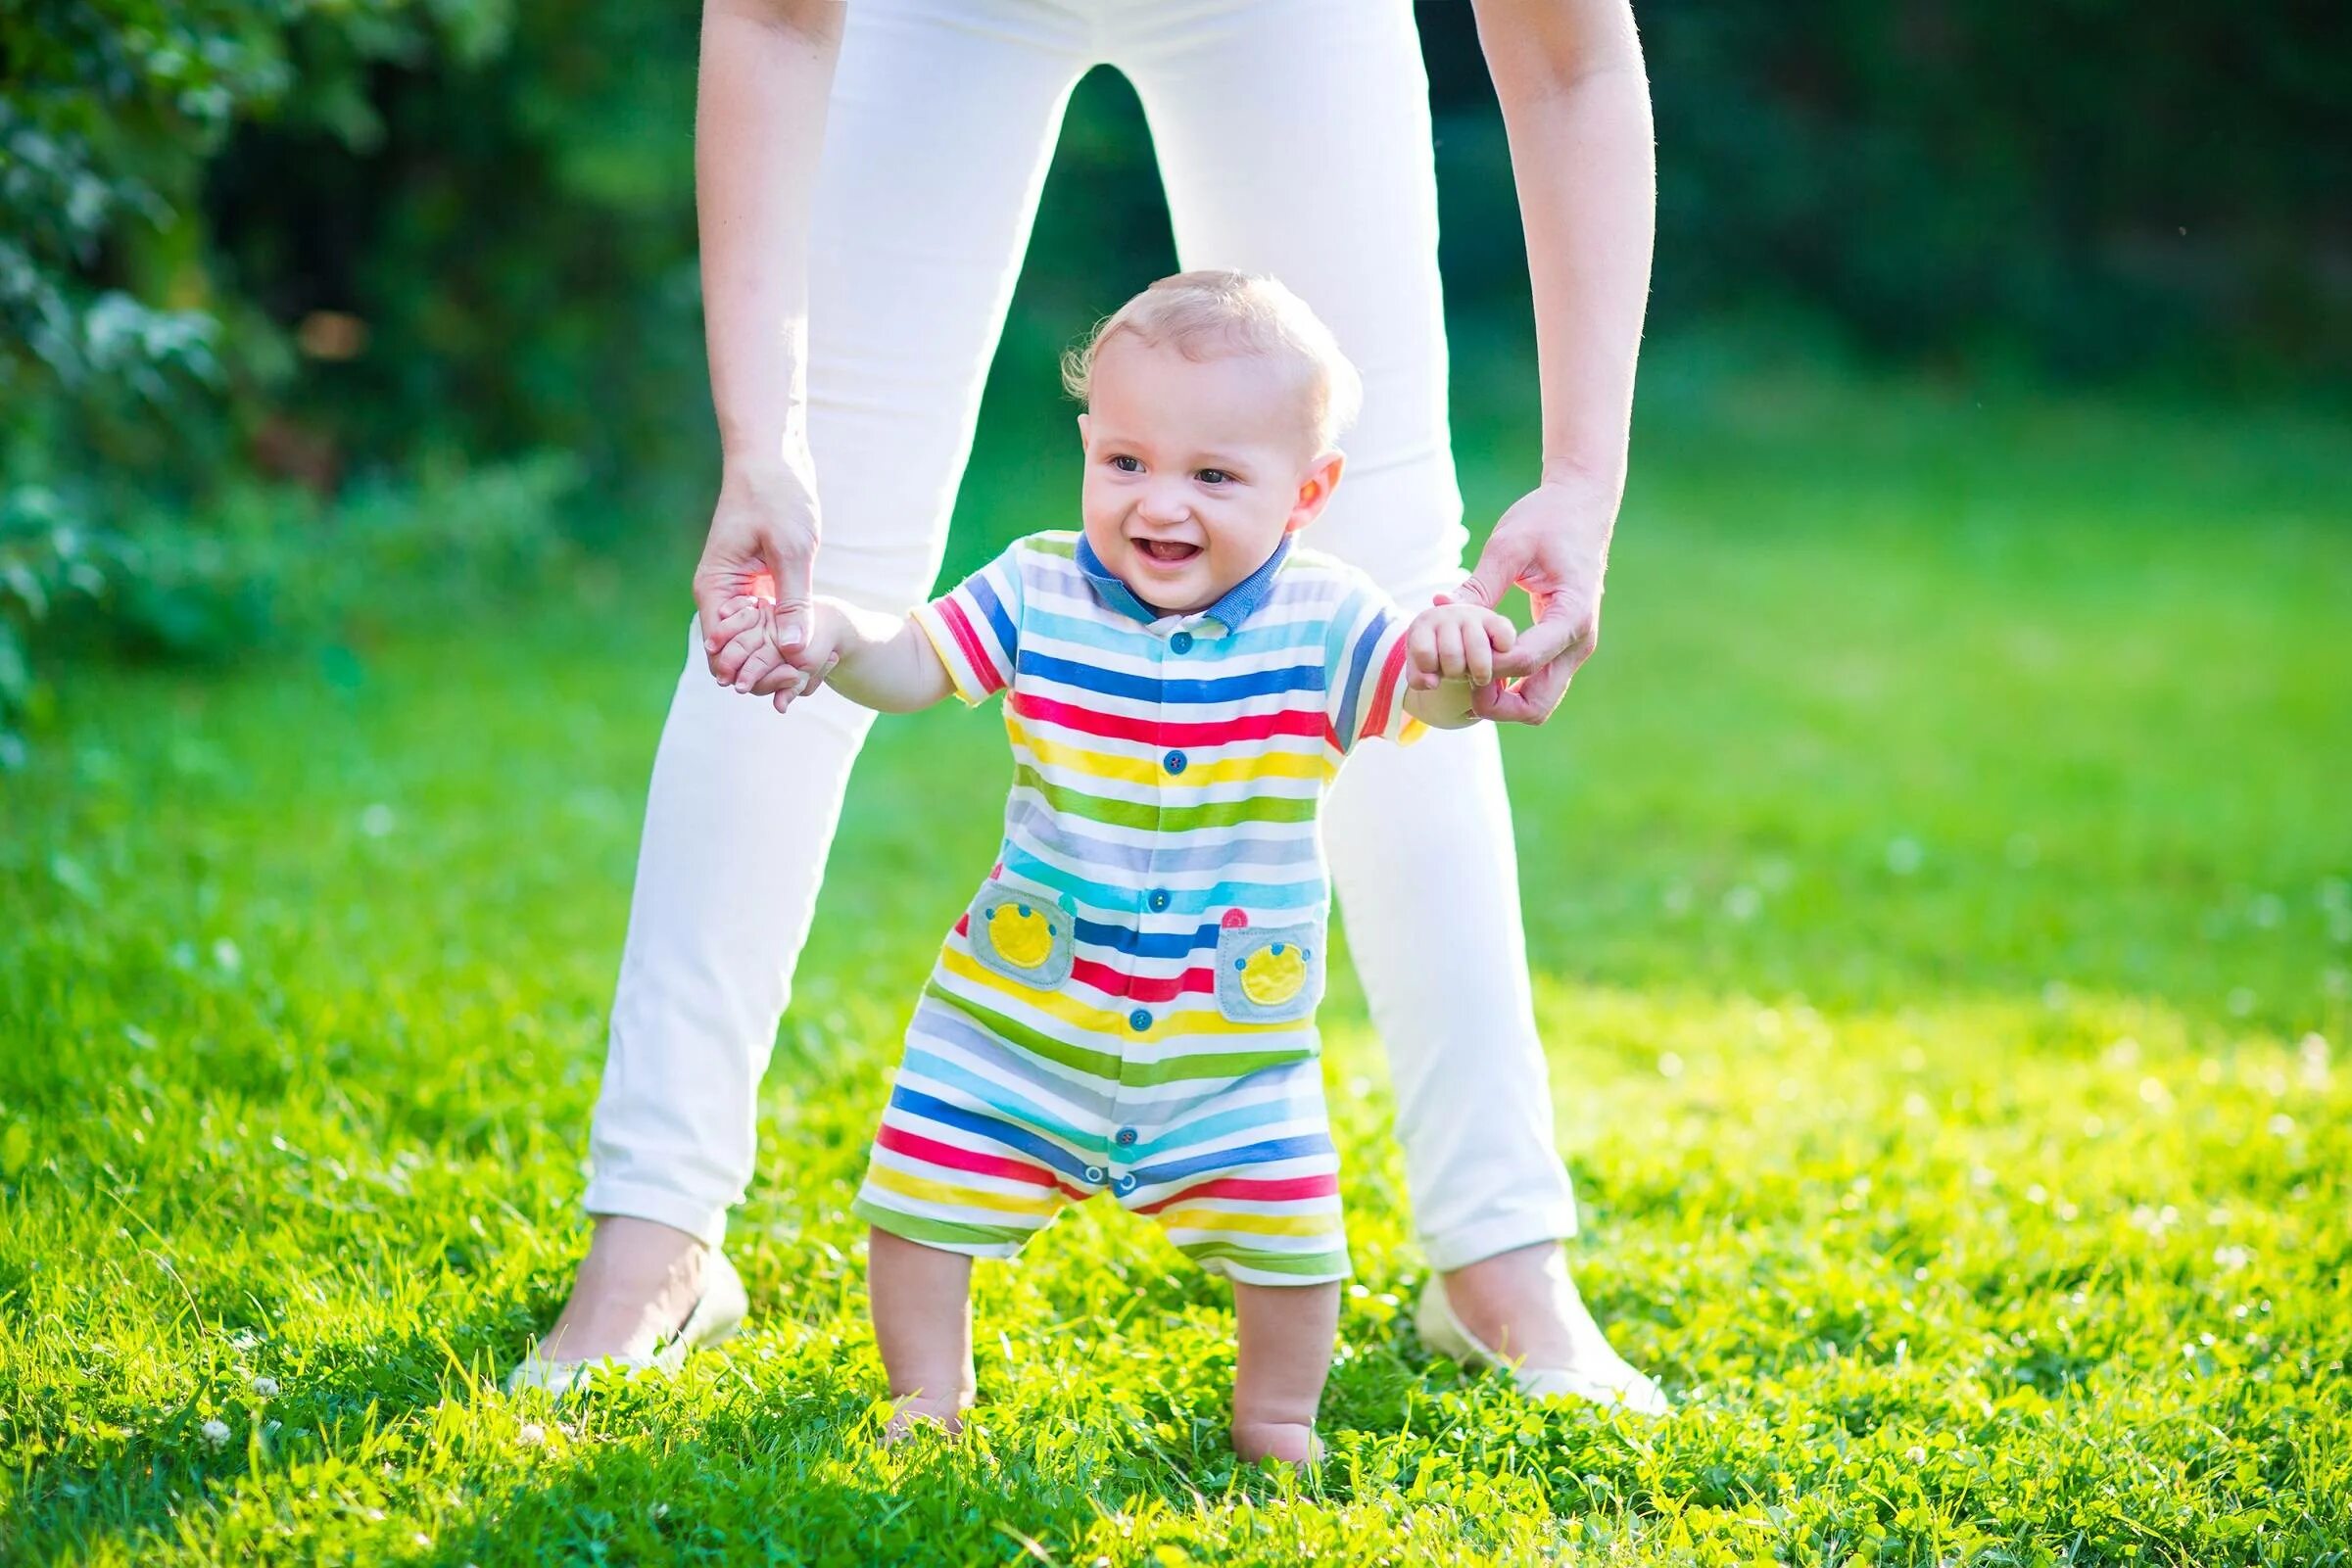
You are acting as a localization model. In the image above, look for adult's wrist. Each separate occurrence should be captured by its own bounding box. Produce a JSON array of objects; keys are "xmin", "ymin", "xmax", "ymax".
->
[{"xmin": 1537, "ymin": 454, "xmax": 1625, "ymax": 503}]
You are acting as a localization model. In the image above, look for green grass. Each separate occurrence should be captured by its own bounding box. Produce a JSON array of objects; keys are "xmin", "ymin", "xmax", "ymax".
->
[{"xmin": 4, "ymin": 345, "xmax": 2349, "ymax": 1564}]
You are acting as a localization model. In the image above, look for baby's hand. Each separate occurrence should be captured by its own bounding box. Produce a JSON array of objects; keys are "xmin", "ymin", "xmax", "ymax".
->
[
  {"xmin": 708, "ymin": 594, "xmax": 843, "ymax": 713},
  {"xmin": 1406, "ymin": 594, "xmax": 1516, "ymax": 690}
]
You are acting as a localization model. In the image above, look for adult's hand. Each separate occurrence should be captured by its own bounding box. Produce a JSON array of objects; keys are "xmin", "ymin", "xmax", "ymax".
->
[
  {"xmin": 696, "ymin": 451, "xmax": 820, "ymax": 692},
  {"xmin": 1453, "ymin": 468, "xmax": 1619, "ymax": 725}
]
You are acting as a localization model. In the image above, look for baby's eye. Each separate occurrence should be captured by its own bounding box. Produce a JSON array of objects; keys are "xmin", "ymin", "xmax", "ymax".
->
[
  {"xmin": 1108, "ymin": 453, "xmax": 1142, "ymax": 473},
  {"xmin": 1195, "ymin": 469, "xmax": 1233, "ymax": 486}
]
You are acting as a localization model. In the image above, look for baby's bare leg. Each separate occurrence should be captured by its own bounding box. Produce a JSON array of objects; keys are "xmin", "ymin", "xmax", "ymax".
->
[
  {"xmin": 868, "ymin": 1227, "xmax": 977, "ymax": 1443},
  {"xmin": 1230, "ymin": 1280, "xmax": 1342, "ymax": 1465}
]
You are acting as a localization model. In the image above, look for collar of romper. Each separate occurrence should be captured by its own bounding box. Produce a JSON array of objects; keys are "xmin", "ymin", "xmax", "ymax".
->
[{"xmin": 1074, "ymin": 532, "xmax": 1292, "ymax": 638}]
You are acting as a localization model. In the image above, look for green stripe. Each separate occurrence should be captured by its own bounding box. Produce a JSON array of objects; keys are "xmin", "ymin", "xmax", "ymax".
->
[
  {"xmin": 1013, "ymin": 765, "xmax": 1318, "ymax": 831},
  {"xmin": 924, "ymin": 979, "xmax": 1127, "ymax": 1081},
  {"xmin": 1176, "ymin": 1241, "xmax": 1352, "ymax": 1279},
  {"xmin": 855, "ymin": 1198, "xmax": 1036, "ymax": 1250},
  {"xmin": 1120, "ymin": 1045, "xmax": 1314, "ymax": 1087},
  {"xmin": 1023, "ymin": 532, "xmax": 1079, "ymax": 559}
]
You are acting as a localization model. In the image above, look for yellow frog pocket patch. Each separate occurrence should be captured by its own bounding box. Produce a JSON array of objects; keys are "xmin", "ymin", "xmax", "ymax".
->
[
  {"xmin": 965, "ymin": 879, "xmax": 1076, "ymax": 990},
  {"xmin": 1213, "ymin": 919, "xmax": 1324, "ymax": 1025}
]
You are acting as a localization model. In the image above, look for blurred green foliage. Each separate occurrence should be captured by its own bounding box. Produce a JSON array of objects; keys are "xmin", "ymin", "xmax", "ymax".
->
[{"xmin": 2, "ymin": 0, "xmax": 2345, "ymax": 753}]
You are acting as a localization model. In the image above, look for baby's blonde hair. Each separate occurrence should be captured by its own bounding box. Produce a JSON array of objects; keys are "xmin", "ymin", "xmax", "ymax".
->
[{"xmin": 1060, "ymin": 270, "xmax": 1364, "ymax": 453}]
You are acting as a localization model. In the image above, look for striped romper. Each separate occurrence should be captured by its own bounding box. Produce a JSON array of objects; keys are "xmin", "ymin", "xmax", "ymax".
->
[{"xmin": 850, "ymin": 530, "xmax": 1422, "ymax": 1286}]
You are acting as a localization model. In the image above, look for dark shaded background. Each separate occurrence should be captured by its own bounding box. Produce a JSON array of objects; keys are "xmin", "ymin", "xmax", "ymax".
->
[{"xmin": 15, "ymin": 2, "xmax": 2352, "ymax": 487}]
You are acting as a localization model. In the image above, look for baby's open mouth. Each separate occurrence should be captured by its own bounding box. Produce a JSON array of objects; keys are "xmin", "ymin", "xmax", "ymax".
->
[{"xmin": 1135, "ymin": 539, "xmax": 1202, "ymax": 563}]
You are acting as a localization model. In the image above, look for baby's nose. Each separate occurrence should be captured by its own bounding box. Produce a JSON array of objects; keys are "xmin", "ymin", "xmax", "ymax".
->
[{"xmin": 1138, "ymin": 487, "xmax": 1192, "ymax": 525}]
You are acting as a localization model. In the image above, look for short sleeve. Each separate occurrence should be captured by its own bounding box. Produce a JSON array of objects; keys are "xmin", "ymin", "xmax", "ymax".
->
[
  {"xmin": 912, "ymin": 543, "xmax": 1028, "ymax": 706},
  {"xmin": 1322, "ymin": 583, "xmax": 1425, "ymax": 756}
]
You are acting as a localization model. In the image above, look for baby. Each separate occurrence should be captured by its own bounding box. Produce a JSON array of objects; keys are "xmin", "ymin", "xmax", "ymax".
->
[{"xmin": 710, "ymin": 270, "xmax": 1516, "ymax": 1464}]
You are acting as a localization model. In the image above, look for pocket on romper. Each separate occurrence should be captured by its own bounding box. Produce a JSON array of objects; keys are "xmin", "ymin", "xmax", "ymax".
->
[
  {"xmin": 965, "ymin": 878, "xmax": 1077, "ymax": 990},
  {"xmin": 1213, "ymin": 921, "xmax": 1325, "ymax": 1025}
]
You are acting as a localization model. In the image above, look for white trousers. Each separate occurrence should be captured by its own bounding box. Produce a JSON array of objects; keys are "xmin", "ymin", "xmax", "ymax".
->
[{"xmin": 586, "ymin": 0, "xmax": 1580, "ymax": 1271}]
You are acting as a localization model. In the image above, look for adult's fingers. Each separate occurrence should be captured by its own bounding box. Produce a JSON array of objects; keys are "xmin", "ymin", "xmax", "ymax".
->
[
  {"xmin": 1491, "ymin": 600, "xmax": 1587, "ymax": 680},
  {"xmin": 1456, "ymin": 528, "xmax": 1530, "ymax": 613},
  {"xmin": 1472, "ymin": 646, "xmax": 1577, "ymax": 725}
]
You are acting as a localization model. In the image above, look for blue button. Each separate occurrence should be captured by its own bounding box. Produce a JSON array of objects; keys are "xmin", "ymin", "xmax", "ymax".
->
[
  {"xmin": 1084, "ymin": 1165, "xmax": 1106, "ymax": 1184},
  {"xmin": 1115, "ymin": 1127, "xmax": 1138, "ymax": 1146},
  {"xmin": 1115, "ymin": 1174, "xmax": 1137, "ymax": 1195},
  {"xmin": 1170, "ymin": 631, "xmax": 1194, "ymax": 654},
  {"xmin": 1128, "ymin": 1007, "xmax": 1152, "ymax": 1032},
  {"xmin": 1147, "ymin": 888, "xmax": 1171, "ymax": 913},
  {"xmin": 1163, "ymin": 749, "xmax": 1187, "ymax": 775}
]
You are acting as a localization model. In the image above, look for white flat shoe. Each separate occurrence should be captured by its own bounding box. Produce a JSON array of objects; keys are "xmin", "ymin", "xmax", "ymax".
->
[
  {"xmin": 506, "ymin": 1250, "xmax": 749, "ymax": 1398},
  {"xmin": 1416, "ymin": 1272, "xmax": 1671, "ymax": 1417}
]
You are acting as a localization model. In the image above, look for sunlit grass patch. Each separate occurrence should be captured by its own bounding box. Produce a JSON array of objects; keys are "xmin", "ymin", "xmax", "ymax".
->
[{"xmin": 4, "ymin": 360, "xmax": 2348, "ymax": 1563}]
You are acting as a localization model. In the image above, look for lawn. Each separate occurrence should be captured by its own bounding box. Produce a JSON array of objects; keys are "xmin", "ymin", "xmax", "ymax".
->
[{"xmin": 4, "ymin": 342, "xmax": 2348, "ymax": 1565}]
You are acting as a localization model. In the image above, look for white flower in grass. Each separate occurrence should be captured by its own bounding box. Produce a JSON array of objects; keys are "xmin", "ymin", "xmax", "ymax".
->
[
  {"xmin": 516, "ymin": 1422, "xmax": 547, "ymax": 1448},
  {"xmin": 1904, "ymin": 1445, "xmax": 1928, "ymax": 1465},
  {"xmin": 200, "ymin": 1418, "xmax": 232, "ymax": 1449},
  {"xmin": 250, "ymin": 1375, "xmax": 279, "ymax": 1398}
]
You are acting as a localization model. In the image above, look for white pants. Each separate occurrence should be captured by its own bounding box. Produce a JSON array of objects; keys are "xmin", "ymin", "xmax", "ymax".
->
[{"xmin": 587, "ymin": 0, "xmax": 1580, "ymax": 1271}]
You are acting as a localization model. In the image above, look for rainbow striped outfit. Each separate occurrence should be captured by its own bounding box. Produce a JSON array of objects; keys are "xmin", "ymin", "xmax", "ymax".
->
[{"xmin": 849, "ymin": 531, "xmax": 1421, "ymax": 1286}]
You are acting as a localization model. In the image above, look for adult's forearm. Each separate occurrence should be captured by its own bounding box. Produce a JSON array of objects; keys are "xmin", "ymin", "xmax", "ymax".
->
[
  {"xmin": 696, "ymin": 0, "xmax": 844, "ymax": 469},
  {"xmin": 1477, "ymin": 3, "xmax": 1656, "ymax": 503}
]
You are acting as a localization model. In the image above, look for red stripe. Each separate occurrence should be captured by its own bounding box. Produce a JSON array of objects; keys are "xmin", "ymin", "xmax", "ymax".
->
[
  {"xmin": 1133, "ymin": 1171, "xmax": 1340, "ymax": 1214},
  {"xmin": 1360, "ymin": 636, "xmax": 1410, "ymax": 742},
  {"xmin": 1011, "ymin": 691, "xmax": 1323, "ymax": 748},
  {"xmin": 953, "ymin": 913, "xmax": 971, "ymax": 936},
  {"xmin": 1071, "ymin": 956, "xmax": 1215, "ymax": 1003},
  {"xmin": 876, "ymin": 1122, "xmax": 1078, "ymax": 1195},
  {"xmin": 936, "ymin": 597, "xmax": 1003, "ymax": 694}
]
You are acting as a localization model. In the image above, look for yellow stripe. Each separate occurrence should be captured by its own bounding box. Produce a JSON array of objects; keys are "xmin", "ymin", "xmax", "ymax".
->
[
  {"xmin": 911, "ymin": 604, "xmax": 989, "ymax": 709},
  {"xmin": 1154, "ymin": 1207, "xmax": 1339, "ymax": 1239},
  {"xmin": 1009, "ymin": 717, "xmax": 1334, "ymax": 786},
  {"xmin": 866, "ymin": 1161, "xmax": 1063, "ymax": 1219},
  {"xmin": 939, "ymin": 946, "xmax": 1264, "ymax": 1042}
]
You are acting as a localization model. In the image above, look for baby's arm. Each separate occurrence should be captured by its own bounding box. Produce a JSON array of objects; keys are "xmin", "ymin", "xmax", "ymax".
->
[
  {"xmin": 1402, "ymin": 596, "xmax": 1517, "ymax": 729},
  {"xmin": 711, "ymin": 594, "xmax": 954, "ymax": 714}
]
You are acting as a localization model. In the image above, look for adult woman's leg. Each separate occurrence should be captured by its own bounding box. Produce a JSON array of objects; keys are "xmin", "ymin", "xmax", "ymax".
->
[
  {"xmin": 534, "ymin": 0, "xmax": 1091, "ymax": 1368},
  {"xmin": 1119, "ymin": 0, "xmax": 1656, "ymax": 1390}
]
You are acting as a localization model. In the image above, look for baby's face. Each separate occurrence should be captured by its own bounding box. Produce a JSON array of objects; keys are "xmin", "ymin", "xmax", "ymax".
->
[{"xmin": 1078, "ymin": 334, "xmax": 1338, "ymax": 616}]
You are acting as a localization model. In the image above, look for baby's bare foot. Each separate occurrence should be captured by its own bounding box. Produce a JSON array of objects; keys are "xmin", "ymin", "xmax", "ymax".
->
[
  {"xmin": 880, "ymin": 1394, "xmax": 969, "ymax": 1449},
  {"xmin": 1230, "ymin": 1418, "xmax": 1320, "ymax": 1466}
]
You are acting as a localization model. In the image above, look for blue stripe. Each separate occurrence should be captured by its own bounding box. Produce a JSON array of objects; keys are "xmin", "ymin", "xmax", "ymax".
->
[
  {"xmin": 1132, "ymin": 1097, "xmax": 1301, "ymax": 1160},
  {"xmin": 889, "ymin": 1083, "xmax": 1101, "ymax": 1177},
  {"xmin": 1000, "ymin": 842, "xmax": 1323, "ymax": 921},
  {"xmin": 909, "ymin": 1006, "xmax": 1121, "ymax": 1117},
  {"xmin": 1020, "ymin": 606, "xmax": 1324, "ymax": 661},
  {"xmin": 1129, "ymin": 1131, "xmax": 1336, "ymax": 1186},
  {"xmin": 1071, "ymin": 915, "xmax": 1236, "ymax": 960},
  {"xmin": 1001, "ymin": 798, "xmax": 1317, "ymax": 879},
  {"xmin": 901, "ymin": 1044, "xmax": 1104, "ymax": 1140},
  {"xmin": 1018, "ymin": 650, "xmax": 1324, "ymax": 704},
  {"xmin": 968, "ymin": 570, "xmax": 1019, "ymax": 663},
  {"xmin": 1331, "ymin": 604, "xmax": 1385, "ymax": 748}
]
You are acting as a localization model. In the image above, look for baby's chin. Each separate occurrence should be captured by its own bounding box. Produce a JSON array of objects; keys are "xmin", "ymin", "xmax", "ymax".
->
[{"xmin": 1112, "ymin": 551, "xmax": 1222, "ymax": 613}]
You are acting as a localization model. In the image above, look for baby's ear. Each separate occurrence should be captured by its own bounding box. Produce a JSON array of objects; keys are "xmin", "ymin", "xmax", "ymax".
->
[{"xmin": 1286, "ymin": 449, "xmax": 1346, "ymax": 533}]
